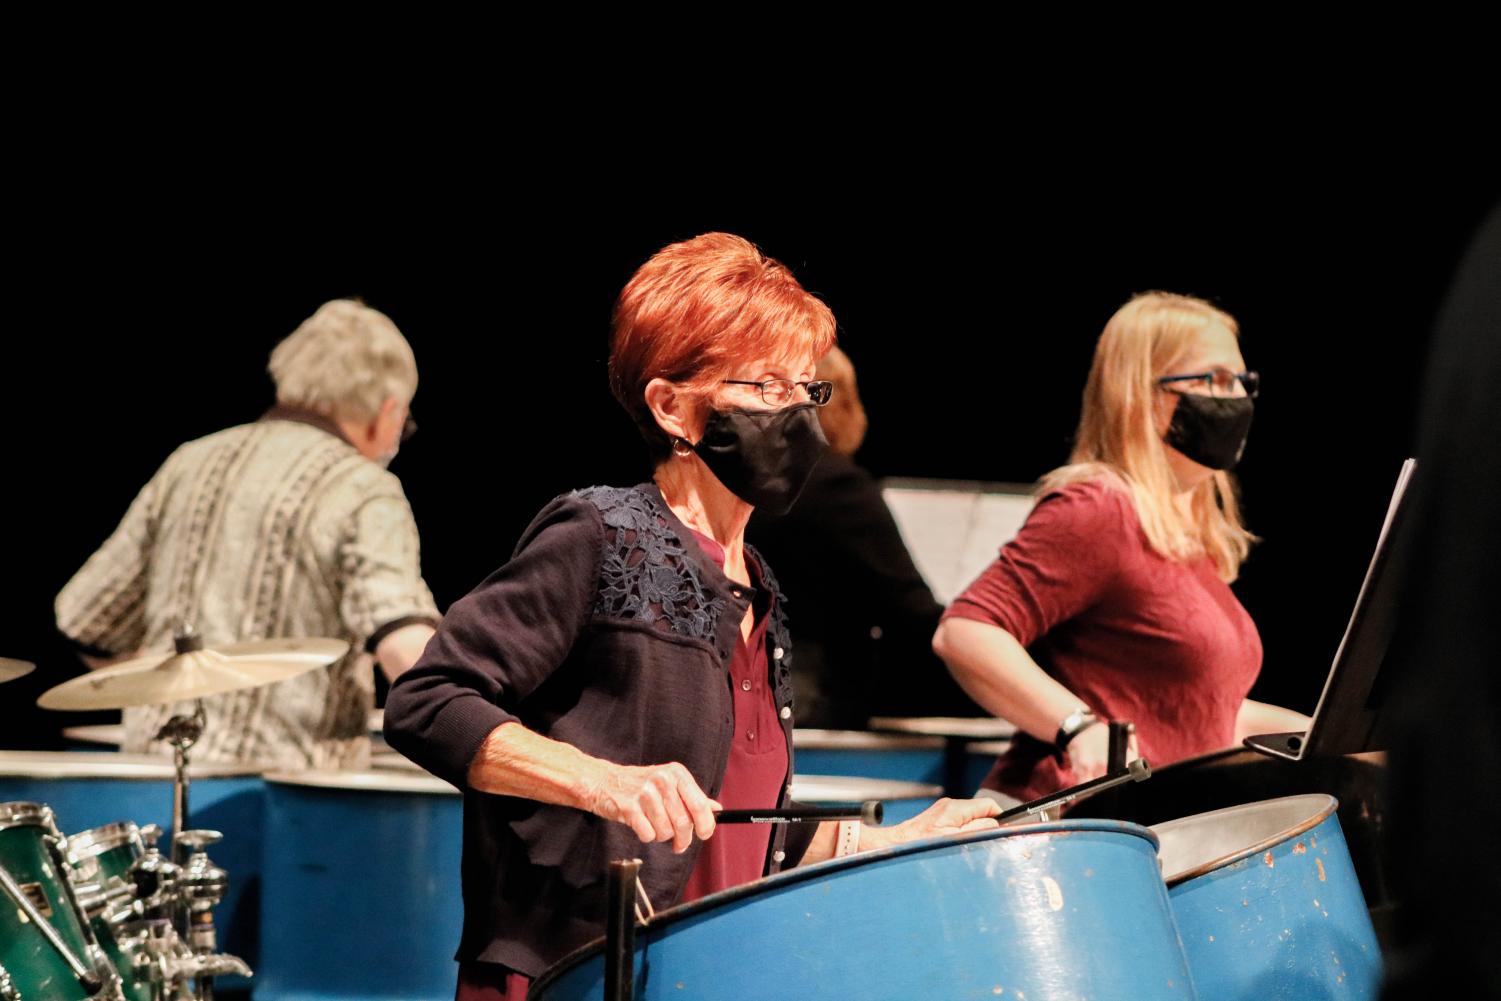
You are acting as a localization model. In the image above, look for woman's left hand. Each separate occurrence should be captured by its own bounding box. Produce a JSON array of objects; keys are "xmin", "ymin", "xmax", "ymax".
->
[{"xmin": 860, "ymin": 797, "xmax": 1002, "ymax": 851}]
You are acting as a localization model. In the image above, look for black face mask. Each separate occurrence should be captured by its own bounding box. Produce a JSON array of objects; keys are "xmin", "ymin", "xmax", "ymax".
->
[
  {"xmin": 693, "ymin": 403, "xmax": 829, "ymax": 515},
  {"xmin": 1164, "ymin": 393, "xmax": 1255, "ymax": 470}
]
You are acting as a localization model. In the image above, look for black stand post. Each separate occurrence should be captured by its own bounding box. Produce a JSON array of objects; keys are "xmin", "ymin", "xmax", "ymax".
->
[{"xmin": 604, "ymin": 859, "xmax": 641, "ymax": 1001}]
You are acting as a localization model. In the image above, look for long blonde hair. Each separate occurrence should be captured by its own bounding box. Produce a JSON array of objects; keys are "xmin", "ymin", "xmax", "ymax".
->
[{"xmin": 1042, "ymin": 291, "xmax": 1256, "ymax": 581}]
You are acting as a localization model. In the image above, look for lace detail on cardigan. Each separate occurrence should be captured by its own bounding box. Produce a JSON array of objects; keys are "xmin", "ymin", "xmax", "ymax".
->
[
  {"xmin": 746, "ymin": 542, "xmax": 794, "ymax": 693},
  {"xmin": 576, "ymin": 486, "xmax": 727, "ymax": 642}
]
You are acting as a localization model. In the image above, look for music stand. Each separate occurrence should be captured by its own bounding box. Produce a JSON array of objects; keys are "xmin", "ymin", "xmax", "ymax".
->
[{"xmin": 1245, "ymin": 458, "xmax": 1418, "ymax": 761}]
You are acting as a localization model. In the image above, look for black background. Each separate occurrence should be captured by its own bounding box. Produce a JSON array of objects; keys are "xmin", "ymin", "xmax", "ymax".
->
[{"xmin": 4, "ymin": 169, "xmax": 1495, "ymax": 748}]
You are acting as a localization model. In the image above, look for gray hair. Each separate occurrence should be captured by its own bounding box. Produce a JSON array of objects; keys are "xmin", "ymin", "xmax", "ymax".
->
[{"xmin": 268, "ymin": 300, "xmax": 417, "ymax": 422}]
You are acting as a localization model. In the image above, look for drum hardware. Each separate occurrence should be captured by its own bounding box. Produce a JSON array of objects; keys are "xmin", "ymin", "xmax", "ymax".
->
[
  {"xmin": 71, "ymin": 878, "xmax": 139, "ymax": 921},
  {"xmin": 0, "ymin": 964, "xmax": 17, "ymax": 1000},
  {"xmin": 713, "ymin": 801, "xmax": 883, "ymax": 825},
  {"xmin": 174, "ymin": 829, "xmax": 242, "ymax": 1000},
  {"xmin": 173, "ymin": 831, "xmax": 228, "ymax": 953},
  {"xmin": 24, "ymin": 631, "xmax": 344, "ymax": 998},
  {"xmin": 605, "ymin": 859, "xmax": 643, "ymax": 1001},
  {"xmin": 1107, "ymin": 720, "xmax": 1135, "ymax": 775},
  {"xmin": 114, "ymin": 821, "xmax": 250, "ymax": 998},
  {"xmin": 998, "ymin": 757, "xmax": 1152, "ymax": 824},
  {"xmin": 0, "ymin": 848, "xmax": 105, "ymax": 996},
  {"xmin": 127, "ymin": 825, "xmax": 181, "ymax": 924},
  {"xmin": 153, "ymin": 705, "xmax": 205, "ymax": 866}
]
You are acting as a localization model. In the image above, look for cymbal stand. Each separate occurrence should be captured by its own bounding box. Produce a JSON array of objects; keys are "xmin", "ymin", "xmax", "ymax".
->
[{"xmin": 154, "ymin": 700, "xmax": 206, "ymax": 866}]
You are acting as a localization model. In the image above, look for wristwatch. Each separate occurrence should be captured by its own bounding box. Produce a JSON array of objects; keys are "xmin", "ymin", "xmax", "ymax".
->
[{"xmin": 1053, "ymin": 708, "xmax": 1100, "ymax": 761}]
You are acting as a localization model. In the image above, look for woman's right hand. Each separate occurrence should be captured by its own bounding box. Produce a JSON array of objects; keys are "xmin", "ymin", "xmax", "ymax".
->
[{"xmin": 585, "ymin": 761, "xmax": 721, "ymax": 853}]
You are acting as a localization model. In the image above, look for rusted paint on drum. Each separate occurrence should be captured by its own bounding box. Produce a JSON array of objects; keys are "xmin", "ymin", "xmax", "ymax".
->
[{"xmin": 1157, "ymin": 795, "xmax": 1380, "ymax": 1000}]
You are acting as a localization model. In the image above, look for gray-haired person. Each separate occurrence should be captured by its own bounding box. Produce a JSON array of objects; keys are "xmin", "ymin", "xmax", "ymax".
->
[{"xmin": 56, "ymin": 299, "xmax": 440, "ymax": 769}]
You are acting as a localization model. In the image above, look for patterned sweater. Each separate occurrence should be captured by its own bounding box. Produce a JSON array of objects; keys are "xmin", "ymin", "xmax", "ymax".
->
[{"xmin": 55, "ymin": 407, "xmax": 440, "ymax": 769}]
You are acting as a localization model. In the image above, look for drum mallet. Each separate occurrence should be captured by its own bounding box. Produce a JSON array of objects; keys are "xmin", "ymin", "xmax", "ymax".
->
[
  {"xmin": 714, "ymin": 801, "xmax": 884, "ymax": 825},
  {"xmin": 997, "ymin": 758, "xmax": 1153, "ymax": 825}
]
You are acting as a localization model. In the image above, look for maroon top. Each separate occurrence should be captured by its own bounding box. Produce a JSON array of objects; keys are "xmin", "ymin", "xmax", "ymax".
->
[
  {"xmin": 456, "ymin": 965, "xmax": 529, "ymax": 1000},
  {"xmin": 943, "ymin": 477, "xmax": 1262, "ymax": 802},
  {"xmin": 681, "ymin": 529, "xmax": 789, "ymax": 902}
]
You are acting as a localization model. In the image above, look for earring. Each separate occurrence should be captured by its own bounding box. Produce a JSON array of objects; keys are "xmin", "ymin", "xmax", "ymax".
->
[{"xmin": 671, "ymin": 436, "xmax": 694, "ymax": 458}]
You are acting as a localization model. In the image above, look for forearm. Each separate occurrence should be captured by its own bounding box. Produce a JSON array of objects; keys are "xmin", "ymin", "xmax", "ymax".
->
[
  {"xmin": 464, "ymin": 720, "xmax": 720, "ymax": 852},
  {"xmin": 374, "ymin": 623, "xmax": 438, "ymax": 683},
  {"xmin": 465, "ymin": 720, "xmax": 609, "ymax": 809},
  {"xmin": 1234, "ymin": 698, "xmax": 1312, "ymax": 744},
  {"xmin": 932, "ymin": 617, "xmax": 1088, "ymax": 742}
]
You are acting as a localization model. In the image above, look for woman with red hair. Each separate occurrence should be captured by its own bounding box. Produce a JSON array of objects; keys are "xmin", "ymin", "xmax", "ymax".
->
[{"xmin": 386, "ymin": 233, "xmax": 998, "ymax": 999}]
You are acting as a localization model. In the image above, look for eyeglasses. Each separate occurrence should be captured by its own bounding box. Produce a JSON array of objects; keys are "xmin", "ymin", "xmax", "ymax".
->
[
  {"xmin": 720, "ymin": 379, "xmax": 835, "ymax": 407},
  {"xmin": 1156, "ymin": 369, "xmax": 1260, "ymax": 399},
  {"xmin": 401, "ymin": 410, "xmax": 418, "ymax": 442}
]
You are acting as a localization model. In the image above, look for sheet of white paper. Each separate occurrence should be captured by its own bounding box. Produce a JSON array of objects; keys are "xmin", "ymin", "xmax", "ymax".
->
[{"xmin": 881, "ymin": 479, "xmax": 1036, "ymax": 606}]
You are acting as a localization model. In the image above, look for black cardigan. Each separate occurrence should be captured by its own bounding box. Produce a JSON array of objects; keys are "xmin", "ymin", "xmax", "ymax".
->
[{"xmin": 384, "ymin": 483, "xmax": 815, "ymax": 976}]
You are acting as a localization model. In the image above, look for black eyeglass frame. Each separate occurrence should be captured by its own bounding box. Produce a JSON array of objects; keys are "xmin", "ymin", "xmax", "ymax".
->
[
  {"xmin": 720, "ymin": 379, "xmax": 835, "ymax": 406},
  {"xmin": 1156, "ymin": 369, "xmax": 1260, "ymax": 399}
]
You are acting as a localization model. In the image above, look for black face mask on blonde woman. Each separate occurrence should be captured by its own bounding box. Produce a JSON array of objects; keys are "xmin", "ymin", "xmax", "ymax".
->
[{"xmin": 1164, "ymin": 394, "xmax": 1254, "ymax": 470}]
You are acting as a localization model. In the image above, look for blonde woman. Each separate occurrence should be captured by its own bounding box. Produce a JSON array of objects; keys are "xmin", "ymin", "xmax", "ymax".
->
[{"xmin": 932, "ymin": 292, "xmax": 1309, "ymax": 807}]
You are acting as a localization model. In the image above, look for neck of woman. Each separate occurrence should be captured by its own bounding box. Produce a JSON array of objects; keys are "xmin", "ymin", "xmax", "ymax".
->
[{"xmin": 653, "ymin": 459, "xmax": 754, "ymax": 581}]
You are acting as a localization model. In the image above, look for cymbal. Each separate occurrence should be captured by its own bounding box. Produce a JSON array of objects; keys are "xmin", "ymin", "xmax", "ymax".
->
[
  {"xmin": 0, "ymin": 658, "xmax": 35, "ymax": 684},
  {"xmin": 37, "ymin": 637, "xmax": 349, "ymax": 711}
]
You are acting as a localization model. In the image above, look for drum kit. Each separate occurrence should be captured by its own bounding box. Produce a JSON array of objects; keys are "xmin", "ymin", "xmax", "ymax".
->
[{"xmin": 0, "ymin": 631, "xmax": 347, "ymax": 1000}]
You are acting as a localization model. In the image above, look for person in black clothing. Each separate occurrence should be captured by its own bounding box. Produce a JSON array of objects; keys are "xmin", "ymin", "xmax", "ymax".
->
[
  {"xmin": 749, "ymin": 346, "xmax": 981, "ymax": 728},
  {"xmin": 1380, "ymin": 204, "xmax": 1501, "ymax": 1000},
  {"xmin": 384, "ymin": 233, "xmax": 1000, "ymax": 998}
]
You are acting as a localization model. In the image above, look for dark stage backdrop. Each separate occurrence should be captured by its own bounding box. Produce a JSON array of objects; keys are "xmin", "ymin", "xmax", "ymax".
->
[{"xmin": 5, "ymin": 187, "xmax": 1495, "ymax": 748}]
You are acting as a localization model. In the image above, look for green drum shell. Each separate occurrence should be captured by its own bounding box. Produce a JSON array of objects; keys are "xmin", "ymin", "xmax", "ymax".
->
[
  {"xmin": 68, "ymin": 820, "xmax": 143, "ymax": 888},
  {"xmin": 0, "ymin": 802, "xmax": 97, "ymax": 1001},
  {"xmin": 67, "ymin": 821, "xmax": 151, "ymax": 1001}
]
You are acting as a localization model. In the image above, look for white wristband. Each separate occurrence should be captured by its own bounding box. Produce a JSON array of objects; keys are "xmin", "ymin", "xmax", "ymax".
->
[{"xmin": 835, "ymin": 820, "xmax": 862, "ymax": 857}]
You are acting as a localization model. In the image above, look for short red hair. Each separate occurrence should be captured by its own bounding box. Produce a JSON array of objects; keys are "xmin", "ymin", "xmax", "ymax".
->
[{"xmin": 609, "ymin": 232, "xmax": 837, "ymax": 460}]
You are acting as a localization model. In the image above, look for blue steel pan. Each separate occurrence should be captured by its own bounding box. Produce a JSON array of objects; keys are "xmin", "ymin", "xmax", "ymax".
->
[
  {"xmin": 1154, "ymin": 794, "xmax": 1381, "ymax": 1000},
  {"xmin": 533, "ymin": 820, "xmax": 1199, "ymax": 1001}
]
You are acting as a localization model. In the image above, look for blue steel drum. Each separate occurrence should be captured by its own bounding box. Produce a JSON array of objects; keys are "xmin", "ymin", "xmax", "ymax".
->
[
  {"xmin": 1154, "ymin": 794, "xmax": 1381, "ymax": 1001},
  {"xmin": 533, "ymin": 820, "xmax": 1200, "ymax": 1001},
  {"xmin": 789, "ymin": 773, "xmax": 942, "ymax": 825},
  {"xmin": 256, "ymin": 769, "xmax": 464, "ymax": 1001},
  {"xmin": 794, "ymin": 728, "xmax": 1010, "ymax": 797},
  {"xmin": 0, "ymin": 750, "xmax": 263, "ymax": 991},
  {"xmin": 793, "ymin": 729, "xmax": 947, "ymax": 785}
]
